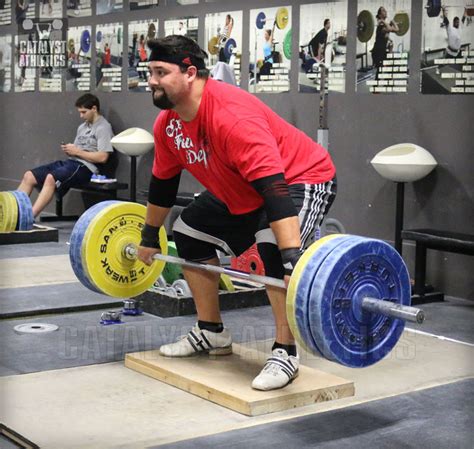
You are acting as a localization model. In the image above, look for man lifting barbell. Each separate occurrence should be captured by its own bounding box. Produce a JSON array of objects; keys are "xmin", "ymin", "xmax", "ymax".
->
[
  {"xmin": 441, "ymin": 6, "xmax": 467, "ymax": 59},
  {"xmin": 308, "ymin": 18, "xmax": 331, "ymax": 62},
  {"xmin": 137, "ymin": 34, "xmax": 337, "ymax": 391}
]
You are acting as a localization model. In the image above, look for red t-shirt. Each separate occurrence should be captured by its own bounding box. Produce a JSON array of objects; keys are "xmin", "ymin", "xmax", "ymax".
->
[
  {"xmin": 104, "ymin": 48, "xmax": 111, "ymax": 66},
  {"xmin": 152, "ymin": 78, "xmax": 335, "ymax": 214}
]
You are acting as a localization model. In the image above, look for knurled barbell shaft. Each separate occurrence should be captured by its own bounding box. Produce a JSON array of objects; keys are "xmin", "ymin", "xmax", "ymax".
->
[
  {"xmin": 152, "ymin": 252, "xmax": 286, "ymax": 289},
  {"xmin": 125, "ymin": 246, "xmax": 424, "ymax": 324}
]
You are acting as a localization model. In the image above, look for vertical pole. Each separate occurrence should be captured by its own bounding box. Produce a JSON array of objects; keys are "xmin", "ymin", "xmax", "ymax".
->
[
  {"xmin": 395, "ymin": 182, "xmax": 405, "ymax": 254},
  {"xmin": 130, "ymin": 155, "xmax": 137, "ymax": 203},
  {"xmin": 317, "ymin": 64, "xmax": 329, "ymax": 149}
]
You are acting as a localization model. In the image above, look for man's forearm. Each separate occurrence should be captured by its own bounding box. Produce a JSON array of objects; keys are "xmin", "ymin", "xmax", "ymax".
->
[
  {"xmin": 74, "ymin": 148, "xmax": 109, "ymax": 164},
  {"xmin": 269, "ymin": 216, "xmax": 301, "ymax": 250},
  {"xmin": 145, "ymin": 203, "xmax": 171, "ymax": 228}
]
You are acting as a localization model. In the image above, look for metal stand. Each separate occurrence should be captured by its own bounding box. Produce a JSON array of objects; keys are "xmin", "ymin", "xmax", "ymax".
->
[
  {"xmin": 130, "ymin": 155, "xmax": 137, "ymax": 202},
  {"xmin": 317, "ymin": 63, "xmax": 329, "ymax": 148},
  {"xmin": 394, "ymin": 182, "xmax": 405, "ymax": 254}
]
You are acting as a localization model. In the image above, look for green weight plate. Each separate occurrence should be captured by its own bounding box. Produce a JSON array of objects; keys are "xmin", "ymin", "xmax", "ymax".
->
[
  {"xmin": 162, "ymin": 241, "xmax": 183, "ymax": 284},
  {"xmin": 283, "ymin": 29, "xmax": 292, "ymax": 60}
]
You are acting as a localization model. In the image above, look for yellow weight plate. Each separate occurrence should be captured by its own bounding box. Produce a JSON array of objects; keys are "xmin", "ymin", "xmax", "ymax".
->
[
  {"xmin": 219, "ymin": 274, "xmax": 235, "ymax": 292},
  {"xmin": 0, "ymin": 192, "xmax": 18, "ymax": 233},
  {"xmin": 276, "ymin": 7, "xmax": 289, "ymax": 30},
  {"xmin": 9, "ymin": 192, "xmax": 19, "ymax": 231},
  {"xmin": 82, "ymin": 202, "xmax": 168, "ymax": 298},
  {"xmin": 147, "ymin": 22, "xmax": 156, "ymax": 39},
  {"xmin": 286, "ymin": 234, "xmax": 345, "ymax": 354},
  {"xmin": 207, "ymin": 36, "xmax": 219, "ymax": 56},
  {"xmin": 0, "ymin": 192, "xmax": 9, "ymax": 232},
  {"xmin": 7, "ymin": 191, "xmax": 19, "ymax": 232}
]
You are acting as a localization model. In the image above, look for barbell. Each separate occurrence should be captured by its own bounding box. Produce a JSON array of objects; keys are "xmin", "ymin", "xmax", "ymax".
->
[
  {"xmin": 357, "ymin": 10, "xmax": 410, "ymax": 42},
  {"xmin": 256, "ymin": 7, "xmax": 289, "ymax": 30},
  {"xmin": 69, "ymin": 201, "xmax": 425, "ymax": 368},
  {"xmin": 207, "ymin": 36, "xmax": 237, "ymax": 59}
]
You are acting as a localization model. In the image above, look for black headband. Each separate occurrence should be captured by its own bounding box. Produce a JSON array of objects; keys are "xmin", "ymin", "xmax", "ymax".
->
[{"xmin": 149, "ymin": 50, "xmax": 206, "ymax": 70}]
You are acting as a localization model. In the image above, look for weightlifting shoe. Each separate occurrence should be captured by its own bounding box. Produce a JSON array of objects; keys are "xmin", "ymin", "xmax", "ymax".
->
[
  {"xmin": 159, "ymin": 324, "xmax": 233, "ymax": 357},
  {"xmin": 252, "ymin": 348, "xmax": 299, "ymax": 391}
]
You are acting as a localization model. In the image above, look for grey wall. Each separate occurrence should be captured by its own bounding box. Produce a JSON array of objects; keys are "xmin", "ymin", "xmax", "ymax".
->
[{"xmin": 0, "ymin": 0, "xmax": 473, "ymax": 299}]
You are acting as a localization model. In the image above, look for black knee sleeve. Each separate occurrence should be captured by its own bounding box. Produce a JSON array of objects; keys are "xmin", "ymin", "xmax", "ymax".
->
[
  {"xmin": 173, "ymin": 231, "xmax": 217, "ymax": 262},
  {"xmin": 257, "ymin": 242, "xmax": 285, "ymax": 280}
]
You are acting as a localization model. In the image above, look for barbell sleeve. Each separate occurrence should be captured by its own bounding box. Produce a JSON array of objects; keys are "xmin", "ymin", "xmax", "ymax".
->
[
  {"xmin": 362, "ymin": 297, "xmax": 425, "ymax": 324},
  {"xmin": 125, "ymin": 245, "xmax": 425, "ymax": 324}
]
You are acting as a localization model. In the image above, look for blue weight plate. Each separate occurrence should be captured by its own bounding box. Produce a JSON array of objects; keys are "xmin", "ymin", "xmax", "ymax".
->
[
  {"xmin": 12, "ymin": 190, "xmax": 33, "ymax": 230},
  {"xmin": 224, "ymin": 38, "xmax": 236, "ymax": 59},
  {"xmin": 11, "ymin": 191, "xmax": 25, "ymax": 230},
  {"xmin": 81, "ymin": 29, "xmax": 91, "ymax": 53},
  {"xmin": 256, "ymin": 12, "xmax": 266, "ymax": 30},
  {"xmin": 10, "ymin": 191, "xmax": 24, "ymax": 231},
  {"xmin": 295, "ymin": 235, "xmax": 361, "ymax": 356},
  {"xmin": 96, "ymin": 30, "xmax": 102, "ymax": 43},
  {"xmin": 69, "ymin": 201, "xmax": 119, "ymax": 293},
  {"xmin": 308, "ymin": 237, "xmax": 411, "ymax": 368}
]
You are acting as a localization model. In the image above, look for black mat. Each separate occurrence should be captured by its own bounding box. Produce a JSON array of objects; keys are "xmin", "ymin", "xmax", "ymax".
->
[
  {"xmin": 0, "ymin": 226, "xmax": 58, "ymax": 245},
  {"xmin": 0, "ymin": 306, "xmax": 276, "ymax": 376},
  {"xmin": 0, "ymin": 282, "xmax": 123, "ymax": 319},
  {"xmin": 154, "ymin": 378, "xmax": 474, "ymax": 449},
  {"xmin": 0, "ymin": 221, "xmax": 72, "ymax": 258}
]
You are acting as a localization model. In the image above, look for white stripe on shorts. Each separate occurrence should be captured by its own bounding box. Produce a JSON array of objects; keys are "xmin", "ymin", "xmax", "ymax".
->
[{"xmin": 256, "ymin": 180, "xmax": 335, "ymax": 248}]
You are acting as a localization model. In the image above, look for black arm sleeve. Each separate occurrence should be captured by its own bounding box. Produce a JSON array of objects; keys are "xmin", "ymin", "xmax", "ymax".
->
[
  {"xmin": 148, "ymin": 173, "xmax": 181, "ymax": 208},
  {"xmin": 251, "ymin": 173, "xmax": 298, "ymax": 223}
]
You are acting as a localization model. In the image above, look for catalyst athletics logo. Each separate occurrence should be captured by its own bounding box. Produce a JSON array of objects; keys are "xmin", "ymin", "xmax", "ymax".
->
[{"xmin": 17, "ymin": 18, "xmax": 68, "ymax": 69}]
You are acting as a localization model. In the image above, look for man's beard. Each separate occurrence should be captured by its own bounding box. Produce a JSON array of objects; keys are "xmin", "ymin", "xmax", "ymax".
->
[{"xmin": 152, "ymin": 88, "xmax": 175, "ymax": 110}]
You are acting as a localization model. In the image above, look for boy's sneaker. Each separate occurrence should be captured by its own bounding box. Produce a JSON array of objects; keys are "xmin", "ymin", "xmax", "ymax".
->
[
  {"xmin": 159, "ymin": 324, "xmax": 233, "ymax": 357},
  {"xmin": 252, "ymin": 348, "xmax": 299, "ymax": 391}
]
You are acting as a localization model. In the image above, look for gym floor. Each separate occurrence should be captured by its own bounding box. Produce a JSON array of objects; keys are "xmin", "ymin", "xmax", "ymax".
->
[{"xmin": 0, "ymin": 221, "xmax": 473, "ymax": 449}]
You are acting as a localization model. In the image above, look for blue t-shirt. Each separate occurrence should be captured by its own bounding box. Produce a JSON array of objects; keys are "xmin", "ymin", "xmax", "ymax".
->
[{"xmin": 263, "ymin": 41, "xmax": 273, "ymax": 63}]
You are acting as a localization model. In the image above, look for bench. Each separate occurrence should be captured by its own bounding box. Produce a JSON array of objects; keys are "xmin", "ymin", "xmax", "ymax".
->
[{"xmin": 401, "ymin": 228, "xmax": 474, "ymax": 303}]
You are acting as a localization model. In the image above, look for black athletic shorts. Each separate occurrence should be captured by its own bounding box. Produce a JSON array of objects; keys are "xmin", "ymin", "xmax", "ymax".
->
[{"xmin": 172, "ymin": 178, "xmax": 337, "ymax": 261}]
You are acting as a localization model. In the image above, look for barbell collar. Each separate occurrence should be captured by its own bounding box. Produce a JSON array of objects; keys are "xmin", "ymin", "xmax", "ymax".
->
[{"xmin": 362, "ymin": 297, "xmax": 425, "ymax": 324}]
